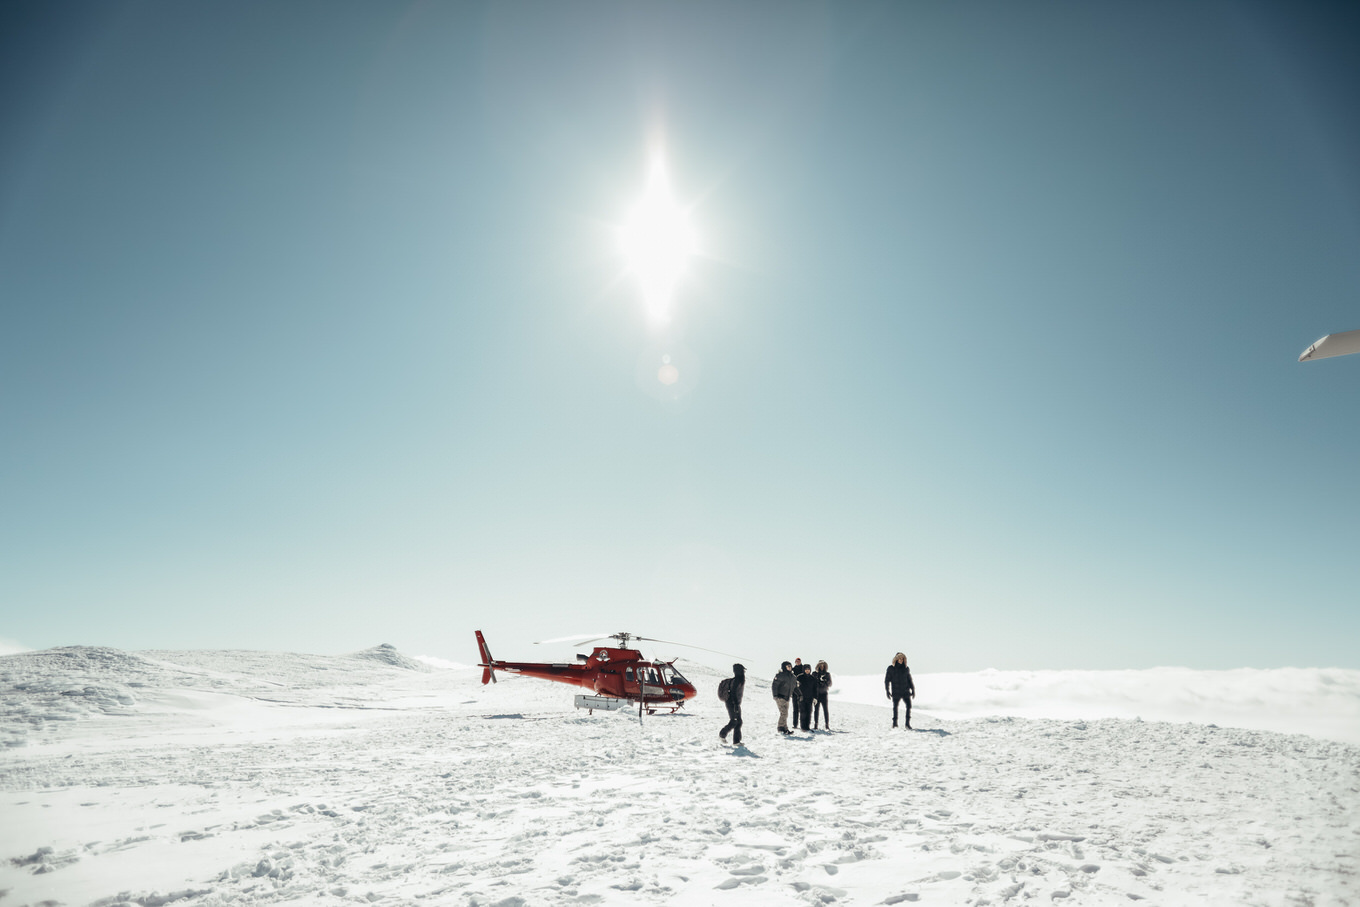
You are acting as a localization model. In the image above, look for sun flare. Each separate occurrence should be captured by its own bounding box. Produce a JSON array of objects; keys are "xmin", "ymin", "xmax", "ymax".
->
[{"xmin": 618, "ymin": 157, "xmax": 697, "ymax": 323}]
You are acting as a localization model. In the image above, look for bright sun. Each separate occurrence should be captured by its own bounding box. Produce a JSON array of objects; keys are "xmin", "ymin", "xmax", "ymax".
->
[{"xmin": 618, "ymin": 157, "xmax": 697, "ymax": 323}]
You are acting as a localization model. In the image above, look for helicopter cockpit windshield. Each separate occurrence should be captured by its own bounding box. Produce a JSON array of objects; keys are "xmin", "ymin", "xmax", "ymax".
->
[{"xmin": 658, "ymin": 664, "xmax": 687, "ymax": 685}]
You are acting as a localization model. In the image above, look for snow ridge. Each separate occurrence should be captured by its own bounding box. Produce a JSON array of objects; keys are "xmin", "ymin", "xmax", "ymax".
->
[
  {"xmin": 0, "ymin": 645, "xmax": 435, "ymax": 748},
  {"xmin": 346, "ymin": 643, "xmax": 433, "ymax": 673}
]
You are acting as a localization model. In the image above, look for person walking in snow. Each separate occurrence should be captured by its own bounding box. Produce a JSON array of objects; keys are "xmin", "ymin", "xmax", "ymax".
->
[
  {"xmin": 771, "ymin": 661, "xmax": 796, "ymax": 735},
  {"xmin": 719, "ymin": 663, "xmax": 746, "ymax": 745},
  {"xmin": 795, "ymin": 663, "xmax": 819, "ymax": 731},
  {"xmin": 885, "ymin": 652, "xmax": 915, "ymax": 729},
  {"xmin": 811, "ymin": 660, "xmax": 832, "ymax": 730}
]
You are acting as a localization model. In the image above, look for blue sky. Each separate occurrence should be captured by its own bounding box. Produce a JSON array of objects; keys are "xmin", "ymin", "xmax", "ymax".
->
[{"xmin": 2, "ymin": 2, "xmax": 1357, "ymax": 674}]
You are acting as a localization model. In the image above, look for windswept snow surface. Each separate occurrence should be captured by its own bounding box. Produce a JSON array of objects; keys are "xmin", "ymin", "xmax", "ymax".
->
[
  {"xmin": 834, "ymin": 667, "xmax": 1360, "ymax": 745},
  {"xmin": 1, "ymin": 648, "xmax": 1357, "ymax": 906}
]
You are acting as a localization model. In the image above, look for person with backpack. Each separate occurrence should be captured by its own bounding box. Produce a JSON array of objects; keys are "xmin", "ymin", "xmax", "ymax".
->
[
  {"xmin": 811, "ymin": 660, "xmax": 832, "ymax": 730},
  {"xmin": 718, "ymin": 664, "xmax": 746, "ymax": 745},
  {"xmin": 795, "ymin": 663, "xmax": 819, "ymax": 731},
  {"xmin": 771, "ymin": 661, "xmax": 796, "ymax": 735},
  {"xmin": 884, "ymin": 652, "xmax": 915, "ymax": 729}
]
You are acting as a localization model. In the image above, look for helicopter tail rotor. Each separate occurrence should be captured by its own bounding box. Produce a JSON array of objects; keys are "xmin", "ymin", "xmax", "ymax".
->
[{"xmin": 474, "ymin": 630, "xmax": 497, "ymax": 684}]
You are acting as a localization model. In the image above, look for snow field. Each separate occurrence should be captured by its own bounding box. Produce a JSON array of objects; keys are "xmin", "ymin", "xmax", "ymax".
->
[
  {"xmin": 1, "ymin": 647, "xmax": 1357, "ymax": 906},
  {"xmin": 832, "ymin": 668, "xmax": 1360, "ymax": 745}
]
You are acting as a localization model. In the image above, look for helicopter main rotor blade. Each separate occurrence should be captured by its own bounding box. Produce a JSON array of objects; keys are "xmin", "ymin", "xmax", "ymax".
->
[
  {"xmin": 632, "ymin": 636, "xmax": 749, "ymax": 661},
  {"xmin": 533, "ymin": 633, "xmax": 612, "ymax": 646},
  {"xmin": 1299, "ymin": 328, "xmax": 1360, "ymax": 362},
  {"xmin": 533, "ymin": 631, "xmax": 748, "ymax": 661}
]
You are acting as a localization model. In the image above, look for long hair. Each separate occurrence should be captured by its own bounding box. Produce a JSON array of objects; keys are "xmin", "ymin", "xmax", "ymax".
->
[{"xmin": 893, "ymin": 652, "xmax": 907, "ymax": 666}]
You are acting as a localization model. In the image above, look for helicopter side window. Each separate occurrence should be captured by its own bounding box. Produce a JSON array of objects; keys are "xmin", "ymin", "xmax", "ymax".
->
[
  {"xmin": 646, "ymin": 669, "xmax": 660, "ymax": 685},
  {"xmin": 625, "ymin": 667, "xmax": 635, "ymax": 682}
]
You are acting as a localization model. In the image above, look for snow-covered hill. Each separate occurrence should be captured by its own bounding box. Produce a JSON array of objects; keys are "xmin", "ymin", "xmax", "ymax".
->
[{"xmin": 1, "ymin": 647, "xmax": 1356, "ymax": 906}]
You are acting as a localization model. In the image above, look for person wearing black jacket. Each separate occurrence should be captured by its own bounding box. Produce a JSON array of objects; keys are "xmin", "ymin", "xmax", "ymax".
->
[
  {"xmin": 719, "ymin": 663, "xmax": 746, "ymax": 745},
  {"xmin": 790, "ymin": 658, "xmax": 804, "ymax": 721},
  {"xmin": 771, "ymin": 661, "xmax": 796, "ymax": 735},
  {"xmin": 811, "ymin": 660, "xmax": 832, "ymax": 730},
  {"xmin": 795, "ymin": 664, "xmax": 819, "ymax": 731},
  {"xmin": 884, "ymin": 652, "xmax": 915, "ymax": 729}
]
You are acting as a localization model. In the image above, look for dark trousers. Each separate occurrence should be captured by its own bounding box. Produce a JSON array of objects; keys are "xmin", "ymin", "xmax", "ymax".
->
[
  {"xmin": 720, "ymin": 701, "xmax": 743, "ymax": 744},
  {"xmin": 812, "ymin": 693, "xmax": 829, "ymax": 728},
  {"xmin": 892, "ymin": 693, "xmax": 912, "ymax": 727},
  {"xmin": 797, "ymin": 697, "xmax": 813, "ymax": 730}
]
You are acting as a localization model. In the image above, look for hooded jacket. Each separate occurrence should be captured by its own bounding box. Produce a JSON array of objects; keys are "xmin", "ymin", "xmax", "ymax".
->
[
  {"xmin": 796, "ymin": 668, "xmax": 820, "ymax": 699},
  {"xmin": 885, "ymin": 662, "xmax": 914, "ymax": 697},
  {"xmin": 727, "ymin": 664, "xmax": 746, "ymax": 705},
  {"xmin": 812, "ymin": 669, "xmax": 831, "ymax": 696},
  {"xmin": 771, "ymin": 665, "xmax": 797, "ymax": 699}
]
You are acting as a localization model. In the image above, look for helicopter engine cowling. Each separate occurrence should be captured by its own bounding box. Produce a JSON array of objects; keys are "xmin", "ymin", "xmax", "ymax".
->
[{"xmin": 594, "ymin": 672, "xmax": 623, "ymax": 697}]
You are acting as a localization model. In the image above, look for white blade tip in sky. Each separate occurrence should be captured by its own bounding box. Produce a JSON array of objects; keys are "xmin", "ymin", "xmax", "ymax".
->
[{"xmin": 1298, "ymin": 328, "xmax": 1360, "ymax": 362}]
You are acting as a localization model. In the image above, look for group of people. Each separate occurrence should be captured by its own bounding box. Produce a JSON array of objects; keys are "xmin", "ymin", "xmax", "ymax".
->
[
  {"xmin": 770, "ymin": 657, "xmax": 833, "ymax": 735},
  {"xmin": 717, "ymin": 653, "xmax": 916, "ymax": 746}
]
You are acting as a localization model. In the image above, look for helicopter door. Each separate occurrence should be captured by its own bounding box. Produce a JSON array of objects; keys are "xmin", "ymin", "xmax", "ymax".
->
[{"xmin": 639, "ymin": 667, "xmax": 665, "ymax": 700}]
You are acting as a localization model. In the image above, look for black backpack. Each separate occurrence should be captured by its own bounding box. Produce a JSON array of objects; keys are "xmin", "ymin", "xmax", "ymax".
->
[{"xmin": 718, "ymin": 677, "xmax": 732, "ymax": 702}]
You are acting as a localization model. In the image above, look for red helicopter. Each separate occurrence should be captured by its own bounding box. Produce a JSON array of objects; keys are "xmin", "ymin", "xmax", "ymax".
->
[{"xmin": 474, "ymin": 630, "xmax": 698, "ymax": 713}]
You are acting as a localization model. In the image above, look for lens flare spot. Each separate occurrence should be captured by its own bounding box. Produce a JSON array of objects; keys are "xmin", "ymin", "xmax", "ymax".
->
[{"xmin": 658, "ymin": 363, "xmax": 680, "ymax": 385}]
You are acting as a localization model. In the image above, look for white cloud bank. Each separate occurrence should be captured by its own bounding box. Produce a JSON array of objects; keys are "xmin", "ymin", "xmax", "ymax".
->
[
  {"xmin": 0, "ymin": 637, "xmax": 29, "ymax": 656},
  {"xmin": 833, "ymin": 667, "xmax": 1360, "ymax": 744}
]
